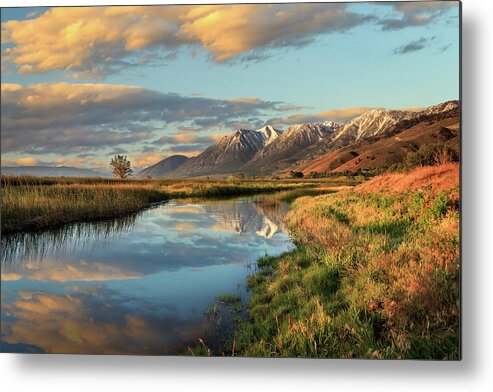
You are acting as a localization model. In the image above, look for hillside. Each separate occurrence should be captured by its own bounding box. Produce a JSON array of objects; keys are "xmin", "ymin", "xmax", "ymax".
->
[
  {"xmin": 136, "ymin": 155, "xmax": 189, "ymax": 178},
  {"xmin": 145, "ymin": 100, "xmax": 460, "ymax": 178},
  {"xmin": 355, "ymin": 162, "xmax": 459, "ymax": 194},
  {"xmin": 233, "ymin": 162, "xmax": 459, "ymax": 358},
  {"xmin": 299, "ymin": 115, "xmax": 459, "ymax": 174},
  {"xmin": 171, "ymin": 127, "xmax": 282, "ymax": 177},
  {"xmin": 242, "ymin": 123, "xmax": 338, "ymax": 175},
  {"xmin": 292, "ymin": 101, "xmax": 459, "ymax": 173}
]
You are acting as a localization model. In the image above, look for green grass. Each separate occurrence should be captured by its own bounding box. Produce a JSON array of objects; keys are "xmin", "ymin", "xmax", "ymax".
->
[
  {"xmin": 254, "ymin": 188, "xmax": 335, "ymax": 206},
  {"xmin": 215, "ymin": 187, "xmax": 459, "ymax": 359},
  {"xmin": 218, "ymin": 294, "xmax": 245, "ymax": 313}
]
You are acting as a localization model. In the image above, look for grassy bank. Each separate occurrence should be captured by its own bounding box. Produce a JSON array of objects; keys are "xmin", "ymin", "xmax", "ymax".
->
[
  {"xmin": 229, "ymin": 164, "xmax": 459, "ymax": 359},
  {"xmin": 1, "ymin": 183, "xmax": 168, "ymax": 233},
  {"xmin": 254, "ymin": 188, "xmax": 338, "ymax": 206},
  {"xmin": 1, "ymin": 176, "xmax": 309, "ymax": 233}
]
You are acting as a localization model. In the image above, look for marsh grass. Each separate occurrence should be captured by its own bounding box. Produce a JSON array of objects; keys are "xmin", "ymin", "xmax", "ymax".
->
[
  {"xmin": 254, "ymin": 188, "xmax": 335, "ymax": 206},
  {"xmin": 1, "ymin": 176, "xmax": 307, "ymax": 233},
  {"xmin": 218, "ymin": 294, "xmax": 245, "ymax": 313},
  {"xmin": 230, "ymin": 182, "xmax": 459, "ymax": 359},
  {"xmin": 1, "ymin": 183, "xmax": 167, "ymax": 233},
  {"xmin": 190, "ymin": 165, "xmax": 460, "ymax": 358}
]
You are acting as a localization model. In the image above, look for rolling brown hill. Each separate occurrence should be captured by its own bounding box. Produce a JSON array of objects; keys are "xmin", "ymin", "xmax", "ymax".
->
[
  {"xmin": 355, "ymin": 162, "xmax": 459, "ymax": 194},
  {"xmin": 298, "ymin": 115, "xmax": 459, "ymax": 174},
  {"xmin": 145, "ymin": 100, "xmax": 459, "ymax": 178}
]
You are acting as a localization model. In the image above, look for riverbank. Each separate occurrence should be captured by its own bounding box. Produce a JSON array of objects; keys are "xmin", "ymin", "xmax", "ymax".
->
[
  {"xmin": 229, "ymin": 163, "xmax": 459, "ymax": 359},
  {"xmin": 1, "ymin": 176, "xmax": 316, "ymax": 233}
]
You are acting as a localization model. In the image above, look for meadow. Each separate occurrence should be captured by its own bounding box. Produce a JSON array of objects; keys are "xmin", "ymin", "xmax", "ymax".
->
[
  {"xmin": 1, "ymin": 165, "xmax": 460, "ymax": 359},
  {"xmin": 1, "ymin": 175, "xmax": 339, "ymax": 233},
  {"xmin": 196, "ymin": 163, "xmax": 460, "ymax": 359}
]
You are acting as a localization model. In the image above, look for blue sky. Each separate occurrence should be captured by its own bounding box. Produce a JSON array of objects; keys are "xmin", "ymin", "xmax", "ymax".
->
[{"xmin": 1, "ymin": 2, "xmax": 460, "ymax": 170}]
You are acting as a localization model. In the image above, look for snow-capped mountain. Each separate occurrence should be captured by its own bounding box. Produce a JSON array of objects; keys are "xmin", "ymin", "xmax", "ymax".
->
[
  {"xmin": 333, "ymin": 100, "xmax": 460, "ymax": 144},
  {"xmin": 255, "ymin": 125, "xmax": 283, "ymax": 146},
  {"xmin": 420, "ymin": 100, "xmax": 460, "ymax": 117},
  {"xmin": 241, "ymin": 122, "xmax": 339, "ymax": 174},
  {"xmin": 298, "ymin": 105, "xmax": 460, "ymax": 174},
  {"xmin": 333, "ymin": 109, "xmax": 417, "ymax": 143},
  {"xmin": 151, "ymin": 100, "xmax": 459, "ymax": 178},
  {"xmin": 170, "ymin": 126, "xmax": 283, "ymax": 177}
]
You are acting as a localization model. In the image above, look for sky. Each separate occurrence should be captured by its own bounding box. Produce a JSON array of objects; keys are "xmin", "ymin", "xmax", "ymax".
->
[{"xmin": 0, "ymin": 1, "xmax": 460, "ymax": 171}]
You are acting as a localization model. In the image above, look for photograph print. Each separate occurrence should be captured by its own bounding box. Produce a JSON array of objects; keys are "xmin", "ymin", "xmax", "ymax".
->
[{"xmin": 0, "ymin": 1, "xmax": 461, "ymax": 359}]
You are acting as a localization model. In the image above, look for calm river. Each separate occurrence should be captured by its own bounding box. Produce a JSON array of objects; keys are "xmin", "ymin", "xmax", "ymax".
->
[{"xmin": 0, "ymin": 197, "xmax": 294, "ymax": 355}]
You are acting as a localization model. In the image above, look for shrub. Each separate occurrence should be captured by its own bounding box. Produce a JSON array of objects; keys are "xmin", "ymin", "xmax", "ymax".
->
[
  {"xmin": 234, "ymin": 172, "xmax": 245, "ymax": 181},
  {"xmin": 290, "ymin": 171, "xmax": 304, "ymax": 178},
  {"xmin": 404, "ymin": 143, "xmax": 459, "ymax": 169}
]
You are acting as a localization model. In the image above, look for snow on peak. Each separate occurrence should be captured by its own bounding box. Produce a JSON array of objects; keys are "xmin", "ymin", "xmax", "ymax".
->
[
  {"xmin": 254, "ymin": 125, "xmax": 283, "ymax": 145},
  {"xmin": 333, "ymin": 100, "xmax": 459, "ymax": 143},
  {"xmin": 284, "ymin": 123, "xmax": 336, "ymax": 140},
  {"xmin": 322, "ymin": 121, "xmax": 341, "ymax": 129}
]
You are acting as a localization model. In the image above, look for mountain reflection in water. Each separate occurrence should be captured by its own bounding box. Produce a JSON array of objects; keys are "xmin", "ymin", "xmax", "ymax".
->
[{"xmin": 1, "ymin": 197, "xmax": 293, "ymax": 354}]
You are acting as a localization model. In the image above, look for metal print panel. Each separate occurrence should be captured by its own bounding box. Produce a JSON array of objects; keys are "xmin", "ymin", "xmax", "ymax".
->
[{"xmin": 0, "ymin": 1, "xmax": 461, "ymax": 358}]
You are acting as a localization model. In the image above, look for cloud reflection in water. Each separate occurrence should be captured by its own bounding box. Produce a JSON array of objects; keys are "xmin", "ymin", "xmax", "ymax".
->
[{"xmin": 1, "ymin": 198, "xmax": 293, "ymax": 354}]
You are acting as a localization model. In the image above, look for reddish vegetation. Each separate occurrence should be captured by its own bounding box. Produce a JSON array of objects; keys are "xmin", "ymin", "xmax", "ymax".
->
[
  {"xmin": 299, "ymin": 116, "xmax": 459, "ymax": 174},
  {"xmin": 355, "ymin": 163, "xmax": 459, "ymax": 194},
  {"xmin": 235, "ymin": 162, "xmax": 460, "ymax": 358}
]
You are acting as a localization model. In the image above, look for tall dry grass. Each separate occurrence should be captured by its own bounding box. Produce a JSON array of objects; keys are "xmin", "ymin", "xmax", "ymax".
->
[
  {"xmin": 230, "ymin": 164, "xmax": 459, "ymax": 359},
  {"xmin": 1, "ymin": 176, "xmax": 308, "ymax": 233},
  {"xmin": 356, "ymin": 163, "xmax": 459, "ymax": 194},
  {"xmin": 1, "ymin": 182, "xmax": 168, "ymax": 233}
]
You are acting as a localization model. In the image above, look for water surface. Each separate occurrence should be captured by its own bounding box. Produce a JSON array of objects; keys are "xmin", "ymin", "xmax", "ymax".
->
[{"xmin": 1, "ymin": 198, "xmax": 293, "ymax": 355}]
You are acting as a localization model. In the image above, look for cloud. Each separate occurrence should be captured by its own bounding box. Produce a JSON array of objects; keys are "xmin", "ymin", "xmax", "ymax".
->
[
  {"xmin": 1, "ymin": 260, "xmax": 141, "ymax": 282},
  {"xmin": 176, "ymin": 4, "xmax": 372, "ymax": 62},
  {"xmin": 174, "ymin": 222, "xmax": 197, "ymax": 232},
  {"xmin": 152, "ymin": 133, "xmax": 216, "ymax": 145},
  {"xmin": 1, "ymin": 289, "xmax": 216, "ymax": 354},
  {"xmin": 1, "ymin": 155, "xmax": 109, "ymax": 170},
  {"xmin": 130, "ymin": 152, "xmax": 169, "ymax": 169},
  {"xmin": 1, "ymin": 4, "xmax": 372, "ymax": 76},
  {"xmin": 269, "ymin": 107, "xmax": 377, "ymax": 127},
  {"xmin": 393, "ymin": 36, "xmax": 436, "ymax": 55},
  {"xmin": 379, "ymin": 1, "xmax": 458, "ymax": 31},
  {"xmin": 26, "ymin": 11, "xmax": 41, "ymax": 18},
  {"xmin": 1, "ymin": 82, "xmax": 287, "ymax": 155},
  {"xmin": 436, "ymin": 44, "xmax": 452, "ymax": 53},
  {"xmin": 168, "ymin": 144, "xmax": 205, "ymax": 153},
  {"xmin": 13, "ymin": 157, "xmax": 42, "ymax": 166}
]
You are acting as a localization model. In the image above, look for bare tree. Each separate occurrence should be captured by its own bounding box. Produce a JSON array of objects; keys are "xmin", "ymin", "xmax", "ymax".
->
[{"xmin": 110, "ymin": 155, "xmax": 133, "ymax": 178}]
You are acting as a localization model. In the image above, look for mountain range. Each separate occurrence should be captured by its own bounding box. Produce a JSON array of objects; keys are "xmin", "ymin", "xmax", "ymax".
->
[
  {"xmin": 137, "ymin": 155, "xmax": 190, "ymax": 178},
  {"xmin": 1, "ymin": 166, "xmax": 109, "ymax": 178},
  {"xmin": 2, "ymin": 101, "xmax": 458, "ymax": 179},
  {"xmin": 139, "ymin": 100, "xmax": 459, "ymax": 178}
]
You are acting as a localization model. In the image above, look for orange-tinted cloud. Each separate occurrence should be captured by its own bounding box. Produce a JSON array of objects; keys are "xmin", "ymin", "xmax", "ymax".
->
[
  {"xmin": 2, "ymin": 4, "xmax": 370, "ymax": 76},
  {"xmin": 1, "ymin": 260, "xmax": 142, "ymax": 282},
  {"xmin": 2, "ymin": 290, "xmax": 214, "ymax": 354},
  {"xmin": 14, "ymin": 157, "xmax": 41, "ymax": 166},
  {"xmin": 270, "ymin": 107, "xmax": 379, "ymax": 127},
  {"xmin": 1, "ymin": 82, "xmax": 286, "ymax": 156},
  {"xmin": 174, "ymin": 222, "xmax": 197, "ymax": 232},
  {"xmin": 131, "ymin": 152, "xmax": 168, "ymax": 169}
]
